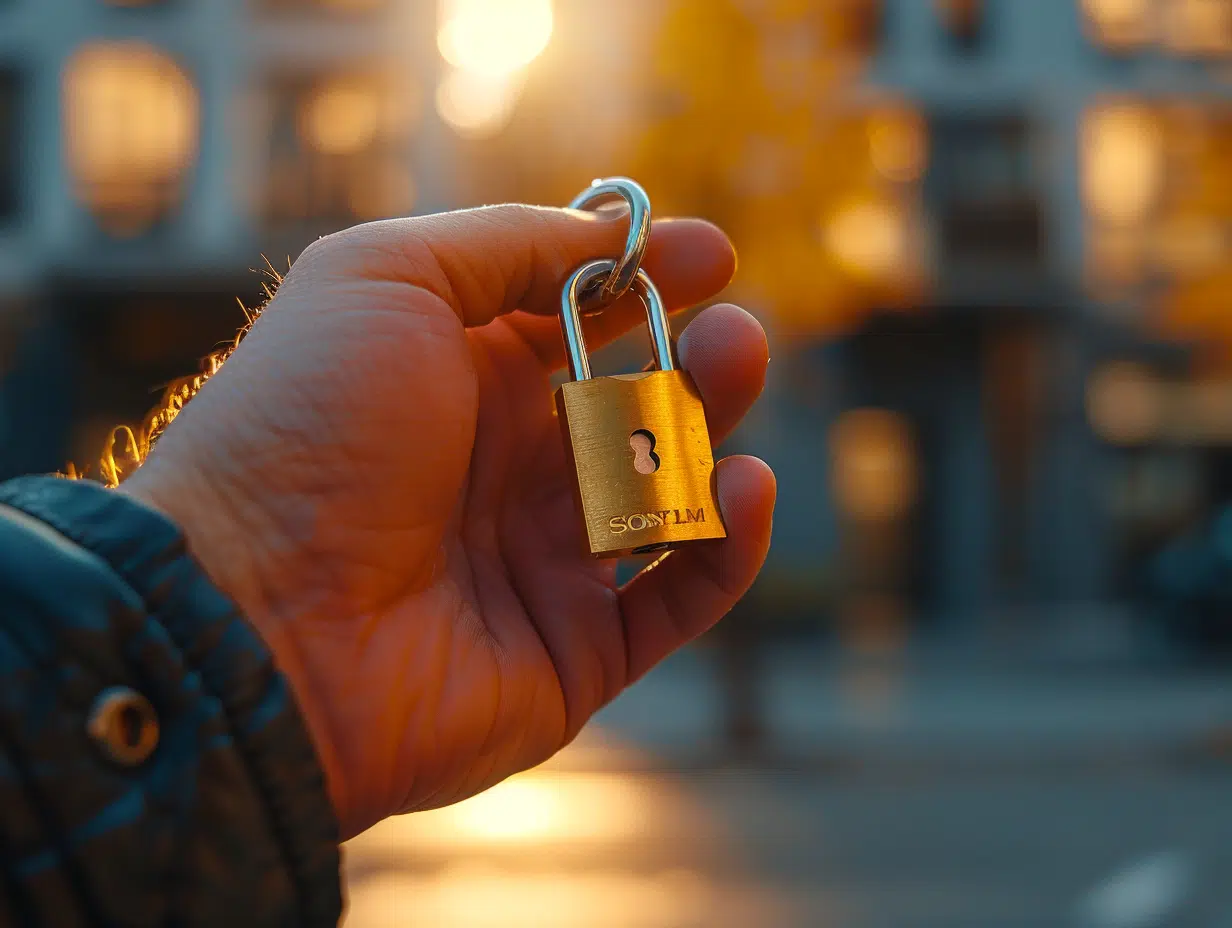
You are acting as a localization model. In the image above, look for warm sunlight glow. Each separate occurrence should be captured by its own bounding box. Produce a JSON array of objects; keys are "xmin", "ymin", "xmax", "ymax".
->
[
  {"xmin": 343, "ymin": 866, "xmax": 713, "ymax": 928},
  {"xmin": 437, "ymin": 0, "xmax": 554, "ymax": 78},
  {"xmin": 452, "ymin": 777, "xmax": 563, "ymax": 842},
  {"xmin": 340, "ymin": 742, "xmax": 752, "ymax": 928}
]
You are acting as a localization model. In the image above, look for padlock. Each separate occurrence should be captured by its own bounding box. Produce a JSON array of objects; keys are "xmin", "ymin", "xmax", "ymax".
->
[{"xmin": 555, "ymin": 258, "xmax": 726, "ymax": 558}]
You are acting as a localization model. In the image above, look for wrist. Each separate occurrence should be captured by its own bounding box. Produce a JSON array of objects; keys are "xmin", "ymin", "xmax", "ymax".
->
[{"xmin": 120, "ymin": 460, "xmax": 275, "ymax": 639}]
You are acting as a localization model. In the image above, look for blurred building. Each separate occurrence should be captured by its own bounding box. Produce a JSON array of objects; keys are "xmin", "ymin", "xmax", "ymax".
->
[
  {"xmin": 0, "ymin": 0, "xmax": 448, "ymax": 468},
  {"xmin": 0, "ymin": 0, "xmax": 1229, "ymax": 635}
]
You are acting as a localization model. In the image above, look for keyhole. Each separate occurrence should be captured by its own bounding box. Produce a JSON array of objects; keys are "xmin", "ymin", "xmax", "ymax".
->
[{"xmin": 629, "ymin": 429, "xmax": 661, "ymax": 475}]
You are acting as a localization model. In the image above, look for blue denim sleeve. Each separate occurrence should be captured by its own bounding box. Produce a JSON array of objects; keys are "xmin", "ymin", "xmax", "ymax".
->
[{"xmin": 0, "ymin": 476, "xmax": 342, "ymax": 927}]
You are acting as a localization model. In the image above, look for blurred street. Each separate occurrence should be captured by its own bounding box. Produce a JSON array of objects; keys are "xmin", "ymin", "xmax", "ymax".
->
[
  {"xmin": 3, "ymin": 0, "xmax": 1232, "ymax": 924},
  {"xmin": 343, "ymin": 641, "xmax": 1232, "ymax": 928}
]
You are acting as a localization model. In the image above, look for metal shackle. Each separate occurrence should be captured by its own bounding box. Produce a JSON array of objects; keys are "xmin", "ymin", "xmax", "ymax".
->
[
  {"xmin": 560, "ymin": 259, "xmax": 675, "ymax": 383},
  {"xmin": 568, "ymin": 177, "xmax": 652, "ymax": 311}
]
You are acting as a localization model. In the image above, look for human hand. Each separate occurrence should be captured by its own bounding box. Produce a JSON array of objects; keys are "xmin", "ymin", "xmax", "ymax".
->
[{"xmin": 121, "ymin": 205, "xmax": 775, "ymax": 839}]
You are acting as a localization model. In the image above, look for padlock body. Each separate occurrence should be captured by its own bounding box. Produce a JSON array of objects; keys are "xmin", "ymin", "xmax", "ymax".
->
[{"xmin": 556, "ymin": 369, "xmax": 726, "ymax": 558}]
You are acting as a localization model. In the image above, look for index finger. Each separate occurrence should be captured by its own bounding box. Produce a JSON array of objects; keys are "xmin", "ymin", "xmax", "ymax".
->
[{"xmin": 292, "ymin": 205, "xmax": 734, "ymax": 330}]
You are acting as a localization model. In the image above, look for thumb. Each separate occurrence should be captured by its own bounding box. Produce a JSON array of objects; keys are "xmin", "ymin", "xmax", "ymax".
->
[{"xmin": 286, "ymin": 205, "xmax": 734, "ymax": 328}]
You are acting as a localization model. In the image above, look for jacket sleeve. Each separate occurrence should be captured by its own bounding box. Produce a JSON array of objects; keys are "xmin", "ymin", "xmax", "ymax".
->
[{"xmin": 0, "ymin": 476, "xmax": 342, "ymax": 927}]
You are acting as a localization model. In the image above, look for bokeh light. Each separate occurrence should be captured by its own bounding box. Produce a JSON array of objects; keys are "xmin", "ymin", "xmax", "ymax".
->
[
  {"xmin": 829, "ymin": 409, "xmax": 918, "ymax": 522},
  {"xmin": 298, "ymin": 78, "xmax": 383, "ymax": 156},
  {"xmin": 62, "ymin": 42, "xmax": 198, "ymax": 235},
  {"xmin": 823, "ymin": 198, "xmax": 909, "ymax": 281},
  {"xmin": 435, "ymin": 67, "xmax": 524, "ymax": 138},
  {"xmin": 1082, "ymin": 102, "xmax": 1165, "ymax": 227}
]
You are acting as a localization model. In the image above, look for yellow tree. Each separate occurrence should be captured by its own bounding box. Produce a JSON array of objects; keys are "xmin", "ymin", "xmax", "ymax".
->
[{"xmin": 630, "ymin": 0, "xmax": 925, "ymax": 337}]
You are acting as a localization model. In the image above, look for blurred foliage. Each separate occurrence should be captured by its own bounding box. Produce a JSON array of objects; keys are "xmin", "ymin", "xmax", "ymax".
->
[{"xmin": 630, "ymin": 0, "xmax": 924, "ymax": 338}]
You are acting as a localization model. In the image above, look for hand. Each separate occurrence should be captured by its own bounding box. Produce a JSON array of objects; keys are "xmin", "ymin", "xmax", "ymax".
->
[{"xmin": 121, "ymin": 205, "xmax": 775, "ymax": 839}]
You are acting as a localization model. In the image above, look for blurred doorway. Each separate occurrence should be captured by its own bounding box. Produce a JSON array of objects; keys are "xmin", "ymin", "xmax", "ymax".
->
[{"xmin": 836, "ymin": 310, "xmax": 1048, "ymax": 631}]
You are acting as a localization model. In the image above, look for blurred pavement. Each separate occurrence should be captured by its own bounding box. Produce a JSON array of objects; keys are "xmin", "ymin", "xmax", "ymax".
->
[
  {"xmin": 342, "ymin": 638, "xmax": 1232, "ymax": 928},
  {"xmin": 576, "ymin": 641, "xmax": 1232, "ymax": 773}
]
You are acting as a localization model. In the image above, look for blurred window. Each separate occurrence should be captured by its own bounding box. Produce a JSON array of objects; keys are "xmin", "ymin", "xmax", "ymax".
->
[
  {"xmin": 1081, "ymin": 102, "xmax": 1163, "ymax": 229},
  {"xmin": 831, "ymin": 409, "xmax": 918, "ymax": 524},
  {"xmin": 62, "ymin": 42, "xmax": 198, "ymax": 237},
  {"xmin": 261, "ymin": 71, "xmax": 415, "ymax": 226},
  {"xmin": 935, "ymin": 0, "xmax": 987, "ymax": 53},
  {"xmin": 926, "ymin": 111, "xmax": 1043, "ymax": 263},
  {"xmin": 0, "ymin": 71, "xmax": 17, "ymax": 222}
]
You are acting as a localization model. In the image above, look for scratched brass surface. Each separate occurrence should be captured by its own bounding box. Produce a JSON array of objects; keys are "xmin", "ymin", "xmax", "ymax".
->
[{"xmin": 556, "ymin": 369, "xmax": 726, "ymax": 558}]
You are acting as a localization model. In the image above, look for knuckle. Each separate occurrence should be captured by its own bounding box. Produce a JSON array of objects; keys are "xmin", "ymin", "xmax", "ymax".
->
[
  {"xmin": 291, "ymin": 221, "xmax": 386, "ymax": 279},
  {"xmin": 295, "ymin": 230, "xmax": 345, "ymax": 269}
]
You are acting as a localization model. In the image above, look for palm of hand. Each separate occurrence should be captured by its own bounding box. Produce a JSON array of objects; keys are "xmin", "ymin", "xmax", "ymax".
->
[
  {"xmin": 264, "ymin": 284, "xmax": 630, "ymax": 828},
  {"xmin": 124, "ymin": 208, "xmax": 773, "ymax": 839}
]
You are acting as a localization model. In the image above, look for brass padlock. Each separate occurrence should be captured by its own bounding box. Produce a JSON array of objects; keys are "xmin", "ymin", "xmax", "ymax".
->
[{"xmin": 555, "ymin": 259, "xmax": 726, "ymax": 558}]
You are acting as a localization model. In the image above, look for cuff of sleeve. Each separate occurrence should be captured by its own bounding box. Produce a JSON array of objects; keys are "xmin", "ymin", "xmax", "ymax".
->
[{"xmin": 0, "ymin": 475, "xmax": 343, "ymax": 925}]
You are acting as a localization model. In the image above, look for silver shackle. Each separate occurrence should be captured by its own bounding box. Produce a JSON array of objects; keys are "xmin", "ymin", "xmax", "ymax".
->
[
  {"xmin": 560, "ymin": 259, "xmax": 675, "ymax": 382},
  {"xmin": 568, "ymin": 177, "xmax": 652, "ymax": 311}
]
